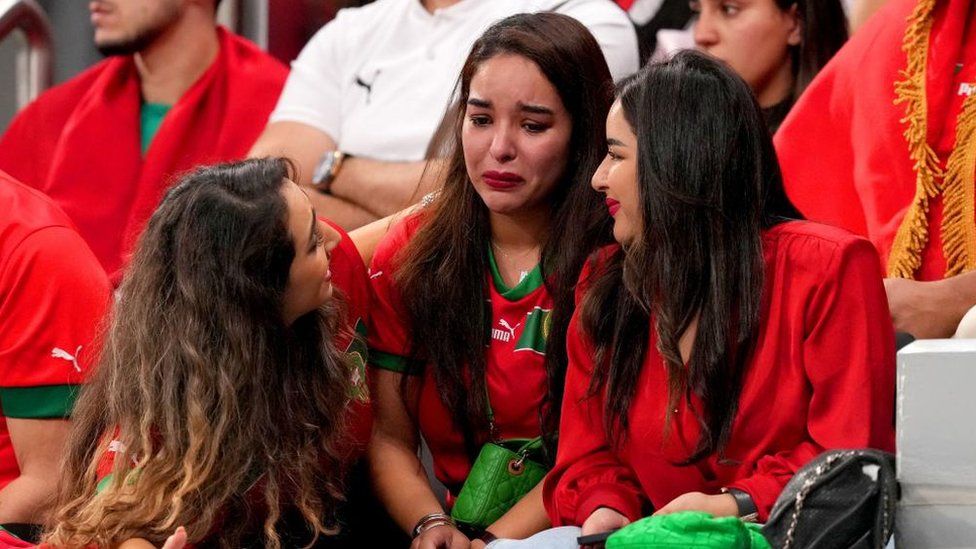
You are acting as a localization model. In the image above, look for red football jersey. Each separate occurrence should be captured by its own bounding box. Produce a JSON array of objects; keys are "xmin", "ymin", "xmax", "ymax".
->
[
  {"xmin": 0, "ymin": 170, "xmax": 111, "ymax": 488},
  {"xmin": 368, "ymin": 214, "xmax": 553, "ymax": 491}
]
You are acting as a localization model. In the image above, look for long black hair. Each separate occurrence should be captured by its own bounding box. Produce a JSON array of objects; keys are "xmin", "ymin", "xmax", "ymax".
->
[
  {"xmin": 582, "ymin": 51, "xmax": 802, "ymax": 463},
  {"xmin": 780, "ymin": 0, "xmax": 848, "ymax": 98},
  {"xmin": 394, "ymin": 13, "xmax": 614, "ymax": 461}
]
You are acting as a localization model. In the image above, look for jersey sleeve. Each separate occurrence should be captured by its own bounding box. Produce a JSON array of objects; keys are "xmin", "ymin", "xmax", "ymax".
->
[
  {"xmin": 367, "ymin": 217, "xmax": 420, "ymax": 374},
  {"xmin": 727, "ymin": 236, "xmax": 896, "ymax": 520},
  {"xmin": 267, "ymin": 11, "xmax": 348, "ymax": 141},
  {"xmin": 544, "ymin": 259, "xmax": 647, "ymax": 527},
  {"xmin": 0, "ymin": 226, "xmax": 110, "ymax": 419},
  {"xmin": 324, "ymin": 219, "xmax": 374, "ymax": 453}
]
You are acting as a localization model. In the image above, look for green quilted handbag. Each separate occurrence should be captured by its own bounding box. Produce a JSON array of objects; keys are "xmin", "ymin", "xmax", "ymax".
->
[{"xmin": 450, "ymin": 437, "xmax": 548, "ymax": 531}]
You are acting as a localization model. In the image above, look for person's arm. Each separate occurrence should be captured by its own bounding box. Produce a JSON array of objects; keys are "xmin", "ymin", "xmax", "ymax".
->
[
  {"xmin": 369, "ymin": 370, "xmax": 468, "ymax": 549},
  {"xmin": 884, "ymin": 271, "xmax": 976, "ymax": 339},
  {"xmin": 476, "ymin": 480, "xmax": 550, "ymax": 544},
  {"xmin": 725, "ymin": 237, "xmax": 895, "ymax": 521},
  {"xmin": 327, "ymin": 157, "xmax": 443, "ymax": 219},
  {"xmin": 0, "ymin": 226, "xmax": 110, "ymax": 526},
  {"xmin": 542, "ymin": 314, "xmax": 645, "ymax": 532},
  {"xmin": 249, "ymin": 121, "xmax": 439, "ymax": 225},
  {"xmin": 366, "ymin": 229, "xmax": 468, "ymax": 549},
  {"xmin": 0, "ymin": 419, "xmax": 70, "ymax": 524},
  {"xmin": 349, "ymin": 199, "xmax": 432, "ymax": 266},
  {"xmin": 246, "ymin": 122, "xmax": 373, "ymax": 228}
]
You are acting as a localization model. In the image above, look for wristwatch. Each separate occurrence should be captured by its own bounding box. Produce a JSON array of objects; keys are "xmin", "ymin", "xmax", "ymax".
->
[
  {"xmin": 722, "ymin": 487, "xmax": 759, "ymax": 522},
  {"xmin": 311, "ymin": 150, "xmax": 348, "ymax": 193}
]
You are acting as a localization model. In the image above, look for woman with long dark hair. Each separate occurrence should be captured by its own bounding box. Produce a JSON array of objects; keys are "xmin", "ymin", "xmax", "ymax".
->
[
  {"xmin": 34, "ymin": 158, "xmax": 369, "ymax": 548},
  {"xmin": 691, "ymin": 0, "xmax": 848, "ymax": 132},
  {"xmin": 367, "ymin": 13, "xmax": 614, "ymax": 548},
  {"xmin": 543, "ymin": 51, "xmax": 895, "ymax": 536}
]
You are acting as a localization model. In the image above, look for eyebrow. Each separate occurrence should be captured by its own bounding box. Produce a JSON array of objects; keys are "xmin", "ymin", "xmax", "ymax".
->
[
  {"xmin": 466, "ymin": 98, "xmax": 555, "ymax": 116},
  {"xmin": 307, "ymin": 208, "xmax": 317, "ymax": 251},
  {"xmin": 607, "ymin": 138, "xmax": 628, "ymax": 147}
]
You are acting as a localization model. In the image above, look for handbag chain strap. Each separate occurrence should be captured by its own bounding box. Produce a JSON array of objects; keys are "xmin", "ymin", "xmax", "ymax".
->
[
  {"xmin": 484, "ymin": 382, "xmax": 498, "ymax": 441},
  {"xmin": 782, "ymin": 450, "xmax": 894, "ymax": 549},
  {"xmin": 481, "ymin": 381, "xmax": 544, "ymax": 460},
  {"xmin": 782, "ymin": 451, "xmax": 846, "ymax": 549}
]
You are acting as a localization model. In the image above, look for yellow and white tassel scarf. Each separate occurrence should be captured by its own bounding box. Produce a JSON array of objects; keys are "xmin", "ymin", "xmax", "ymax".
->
[{"xmin": 889, "ymin": 0, "xmax": 976, "ymax": 279}]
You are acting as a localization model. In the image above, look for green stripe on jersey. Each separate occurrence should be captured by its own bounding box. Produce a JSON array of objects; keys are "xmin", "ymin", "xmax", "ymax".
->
[
  {"xmin": 0, "ymin": 384, "xmax": 79, "ymax": 418},
  {"xmin": 96, "ymin": 473, "xmax": 115, "ymax": 494},
  {"xmin": 370, "ymin": 350, "xmax": 412, "ymax": 374},
  {"xmin": 487, "ymin": 246, "xmax": 544, "ymax": 301}
]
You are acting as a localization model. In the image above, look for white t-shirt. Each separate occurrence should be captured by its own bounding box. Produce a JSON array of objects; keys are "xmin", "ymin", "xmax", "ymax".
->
[{"xmin": 269, "ymin": 0, "xmax": 639, "ymax": 162}]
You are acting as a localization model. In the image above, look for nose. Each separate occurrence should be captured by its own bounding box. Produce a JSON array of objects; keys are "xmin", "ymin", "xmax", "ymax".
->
[
  {"xmin": 320, "ymin": 219, "xmax": 341, "ymax": 253},
  {"xmin": 693, "ymin": 10, "xmax": 719, "ymax": 49},
  {"xmin": 489, "ymin": 123, "xmax": 517, "ymax": 163},
  {"xmin": 591, "ymin": 156, "xmax": 609, "ymax": 192}
]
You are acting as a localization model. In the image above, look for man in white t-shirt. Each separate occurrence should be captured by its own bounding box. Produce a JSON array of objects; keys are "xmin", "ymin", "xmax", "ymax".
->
[{"xmin": 249, "ymin": 0, "xmax": 639, "ymax": 229}]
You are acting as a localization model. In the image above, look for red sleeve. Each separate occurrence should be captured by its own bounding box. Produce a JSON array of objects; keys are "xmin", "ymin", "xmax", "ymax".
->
[
  {"xmin": 543, "ymin": 259, "xmax": 646, "ymax": 527},
  {"xmin": 774, "ymin": 38, "xmax": 868, "ymax": 237},
  {"xmin": 0, "ymin": 530, "xmax": 34, "ymax": 548},
  {"xmin": 0, "ymin": 227, "xmax": 110, "ymax": 418},
  {"xmin": 322, "ymin": 219, "xmax": 373, "ymax": 454},
  {"xmin": 326, "ymin": 218, "xmax": 369, "ymax": 350},
  {"xmin": 366, "ymin": 217, "xmax": 419, "ymax": 374},
  {"xmin": 728, "ymin": 236, "xmax": 896, "ymax": 520}
]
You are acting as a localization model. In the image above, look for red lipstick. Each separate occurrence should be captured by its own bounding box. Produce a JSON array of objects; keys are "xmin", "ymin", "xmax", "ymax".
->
[
  {"xmin": 483, "ymin": 170, "xmax": 524, "ymax": 190},
  {"xmin": 605, "ymin": 197, "xmax": 621, "ymax": 217}
]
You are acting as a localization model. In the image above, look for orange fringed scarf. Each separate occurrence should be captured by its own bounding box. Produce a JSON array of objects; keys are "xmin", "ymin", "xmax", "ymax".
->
[{"xmin": 888, "ymin": 0, "xmax": 976, "ymax": 279}]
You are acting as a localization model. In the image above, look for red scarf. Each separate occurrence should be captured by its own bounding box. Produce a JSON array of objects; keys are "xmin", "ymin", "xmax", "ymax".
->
[
  {"xmin": 774, "ymin": 0, "xmax": 976, "ymax": 281},
  {"xmin": 0, "ymin": 28, "xmax": 287, "ymax": 284}
]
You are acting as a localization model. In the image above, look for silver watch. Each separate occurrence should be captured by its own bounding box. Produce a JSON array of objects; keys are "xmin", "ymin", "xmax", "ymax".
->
[{"xmin": 312, "ymin": 150, "xmax": 347, "ymax": 193}]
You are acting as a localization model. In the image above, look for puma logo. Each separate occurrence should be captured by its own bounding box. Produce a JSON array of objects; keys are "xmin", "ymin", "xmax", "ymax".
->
[
  {"xmin": 491, "ymin": 319, "xmax": 521, "ymax": 343},
  {"xmin": 51, "ymin": 346, "xmax": 82, "ymax": 372}
]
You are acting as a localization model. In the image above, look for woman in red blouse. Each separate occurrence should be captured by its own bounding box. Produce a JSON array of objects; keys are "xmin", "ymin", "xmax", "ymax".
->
[{"xmin": 543, "ymin": 51, "xmax": 896, "ymax": 538}]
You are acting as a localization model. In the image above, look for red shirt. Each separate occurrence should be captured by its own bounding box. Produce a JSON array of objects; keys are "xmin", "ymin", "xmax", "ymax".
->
[
  {"xmin": 0, "ymin": 170, "xmax": 110, "ymax": 489},
  {"xmin": 325, "ymin": 220, "xmax": 373, "ymax": 457},
  {"xmin": 544, "ymin": 221, "xmax": 896, "ymax": 525},
  {"xmin": 368, "ymin": 215, "xmax": 552, "ymax": 491},
  {"xmin": 775, "ymin": 0, "xmax": 976, "ymax": 280},
  {"xmin": 0, "ymin": 28, "xmax": 288, "ymax": 285}
]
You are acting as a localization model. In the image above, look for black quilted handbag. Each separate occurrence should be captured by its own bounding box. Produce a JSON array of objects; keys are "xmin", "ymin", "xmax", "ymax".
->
[{"xmin": 761, "ymin": 449, "xmax": 897, "ymax": 549}]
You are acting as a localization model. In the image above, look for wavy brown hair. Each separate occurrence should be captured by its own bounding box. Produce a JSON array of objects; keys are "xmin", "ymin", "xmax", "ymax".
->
[
  {"xmin": 45, "ymin": 158, "xmax": 351, "ymax": 548},
  {"xmin": 393, "ymin": 12, "xmax": 614, "ymax": 462}
]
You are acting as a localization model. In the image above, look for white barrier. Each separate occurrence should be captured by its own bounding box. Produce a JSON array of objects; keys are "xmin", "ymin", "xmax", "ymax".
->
[{"xmin": 896, "ymin": 339, "xmax": 976, "ymax": 548}]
